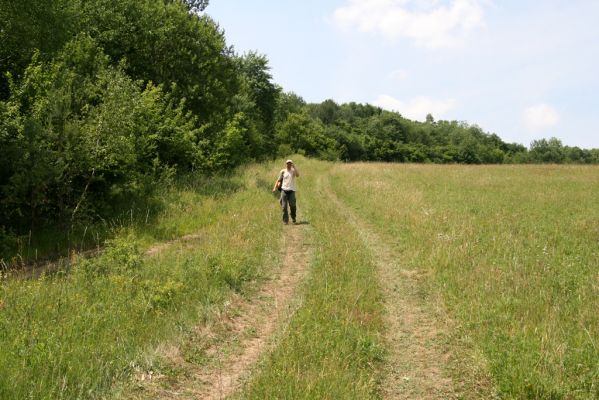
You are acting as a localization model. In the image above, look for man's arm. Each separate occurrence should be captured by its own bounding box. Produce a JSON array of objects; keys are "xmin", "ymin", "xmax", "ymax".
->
[{"xmin": 293, "ymin": 164, "xmax": 300, "ymax": 177}]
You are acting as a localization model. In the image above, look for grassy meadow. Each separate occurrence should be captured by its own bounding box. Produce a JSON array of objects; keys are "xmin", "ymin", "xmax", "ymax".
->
[
  {"xmin": 0, "ymin": 162, "xmax": 286, "ymax": 399},
  {"xmin": 330, "ymin": 163, "xmax": 599, "ymax": 399},
  {"xmin": 1, "ymin": 158, "xmax": 597, "ymax": 399}
]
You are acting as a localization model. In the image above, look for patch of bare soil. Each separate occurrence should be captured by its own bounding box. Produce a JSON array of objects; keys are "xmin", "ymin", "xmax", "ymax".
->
[
  {"xmin": 127, "ymin": 224, "xmax": 310, "ymax": 400},
  {"xmin": 323, "ymin": 177, "xmax": 497, "ymax": 400}
]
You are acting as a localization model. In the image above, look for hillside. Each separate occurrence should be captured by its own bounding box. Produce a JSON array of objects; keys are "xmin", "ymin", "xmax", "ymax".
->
[
  {"xmin": 1, "ymin": 158, "xmax": 598, "ymax": 399},
  {"xmin": 2, "ymin": 0, "xmax": 599, "ymax": 259}
]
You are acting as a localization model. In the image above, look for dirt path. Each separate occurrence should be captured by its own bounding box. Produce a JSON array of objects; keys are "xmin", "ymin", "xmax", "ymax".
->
[
  {"xmin": 6, "ymin": 232, "xmax": 202, "ymax": 280},
  {"xmin": 322, "ymin": 175, "xmax": 496, "ymax": 399},
  {"xmin": 129, "ymin": 223, "xmax": 310, "ymax": 400}
]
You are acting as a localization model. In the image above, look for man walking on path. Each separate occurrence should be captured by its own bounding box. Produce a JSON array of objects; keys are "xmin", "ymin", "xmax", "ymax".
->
[{"xmin": 272, "ymin": 159, "xmax": 300, "ymax": 224}]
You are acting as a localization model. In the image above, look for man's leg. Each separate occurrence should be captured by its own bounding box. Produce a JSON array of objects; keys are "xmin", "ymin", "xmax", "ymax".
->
[
  {"xmin": 281, "ymin": 191, "xmax": 289, "ymax": 223},
  {"xmin": 288, "ymin": 191, "xmax": 297, "ymax": 223}
]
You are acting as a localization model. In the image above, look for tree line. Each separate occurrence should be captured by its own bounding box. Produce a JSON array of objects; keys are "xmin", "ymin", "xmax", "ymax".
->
[{"xmin": 1, "ymin": 0, "xmax": 598, "ymax": 245}]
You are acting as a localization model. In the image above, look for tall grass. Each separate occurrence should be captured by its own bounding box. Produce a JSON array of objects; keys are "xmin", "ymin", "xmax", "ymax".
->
[
  {"xmin": 0, "ymin": 162, "xmax": 284, "ymax": 399},
  {"xmin": 3, "ymin": 160, "xmax": 596, "ymax": 399},
  {"xmin": 330, "ymin": 163, "xmax": 599, "ymax": 399},
  {"xmin": 0, "ymin": 169, "xmax": 247, "ymax": 266},
  {"xmin": 241, "ymin": 159, "xmax": 385, "ymax": 399}
]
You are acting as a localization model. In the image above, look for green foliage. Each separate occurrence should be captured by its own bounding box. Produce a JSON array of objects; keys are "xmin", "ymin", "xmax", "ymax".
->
[
  {"xmin": 0, "ymin": 227, "xmax": 17, "ymax": 257},
  {"xmin": 1, "ymin": 37, "xmax": 142, "ymax": 230},
  {"xmin": 77, "ymin": 234, "xmax": 142, "ymax": 278},
  {"xmin": 235, "ymin": 52, "xmax": 281, "ymax": 149},
  {"xmin": 296, "ymin": 101, "xmax": 532, "ymax": 164},
  {"xmin": 79, "ymin": 0, "xmax": 238, "ymax": 124},
  {"xmin": 1, "ymin": 0, "xmax": 598, "ymax": 257},
  {"xmin": 135, "ymin": 83, "xmax": 201, "ymax": 170},
  {"xmin": 274, "ymin": 91, "xmax": 306, "ymax": 125},
  {"xmin": 275, "ymin": 111, "xmax": 340, "ymax": 159},
  {"xmin": 0, "ymin": 0, "xmax": 79, "ymax": 99},
  {"xmin": 0, "ymin": 31, "xmax": 204, "ymax": 238},
  {"xmin": 530, "ymin": 137, "xmax": 566, "ymax": 163},
  {"xmin": 525, "ymin": 137, "xmax": 599, "ymax": 164},
  {"xmin": 206, "ymin": 112, "xmax": 253, "ymax": 170}
]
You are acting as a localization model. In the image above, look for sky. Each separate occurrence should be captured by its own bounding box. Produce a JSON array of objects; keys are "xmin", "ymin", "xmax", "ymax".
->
[{"xmin": 206, "ymin": 1, "xmax": 599, "ymax": 149}]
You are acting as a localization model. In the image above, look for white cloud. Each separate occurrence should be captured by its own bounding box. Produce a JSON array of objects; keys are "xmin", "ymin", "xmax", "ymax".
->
[
  {"xmin": 332, "ymin": 0, "xmax": 485, "ymax": 48},
  {"xmin": 524, "ymin": 104, "xmax": 560, "ymax": 132},
  {"xmin": 373, "ymin": 94, "xmax": 457, "ymax": 120}
]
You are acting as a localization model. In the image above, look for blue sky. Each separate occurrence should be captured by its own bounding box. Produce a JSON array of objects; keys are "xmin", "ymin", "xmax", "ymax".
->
[{"xmin": 206, "ymin": 1, "xmax": 599, "ymax": 149}]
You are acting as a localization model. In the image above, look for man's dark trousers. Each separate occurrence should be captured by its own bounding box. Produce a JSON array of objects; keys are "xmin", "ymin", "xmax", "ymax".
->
[{"xmin": 281, "ymin": 190, "xmax": 296, "ymax": 223}]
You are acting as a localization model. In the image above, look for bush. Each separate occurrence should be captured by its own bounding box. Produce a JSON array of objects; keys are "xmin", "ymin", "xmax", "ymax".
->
[
  {"xmin": 0, "ymin": 34, "xmax": 199, "ymax": 237},
  {"xmin": 77, "ymin": 234, "xmax": 143, "ymax": 278}
]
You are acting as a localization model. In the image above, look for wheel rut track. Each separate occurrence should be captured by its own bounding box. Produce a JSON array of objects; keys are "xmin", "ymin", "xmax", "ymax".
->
[
  {"xmin": 129, "ymin": 223, "xmax": 311, "ymax": 400},
  {"xmin": 321, "ymin": 174, "xmax": 480, "ymax": 400}
]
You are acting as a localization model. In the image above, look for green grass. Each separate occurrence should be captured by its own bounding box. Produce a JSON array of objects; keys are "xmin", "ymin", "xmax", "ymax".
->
[
  {"xmin": 2, "ymin": 160, "xmax": 597, "ymax": 399},
  {"xmin": 0, "ymin": 162, "xmax": 285, "ymax": 400},
  {"xmin": 240, "ymin": 158, "xmax": 385, "ymax": 399},
  {"xmin": 329, "ymin": 163, "xmax": 599, "ymax": 399},
  {"xmin": 0, "ymin": 171, "xmax": 246, "ymax": 266}
]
